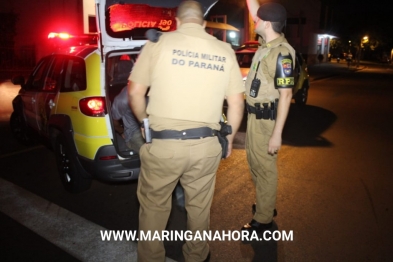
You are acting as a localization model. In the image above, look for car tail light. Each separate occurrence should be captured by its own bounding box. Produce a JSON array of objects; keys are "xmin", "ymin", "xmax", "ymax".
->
[{"xmin": 79, "ymin": 97, "xmax": 106, "ymax": 117}]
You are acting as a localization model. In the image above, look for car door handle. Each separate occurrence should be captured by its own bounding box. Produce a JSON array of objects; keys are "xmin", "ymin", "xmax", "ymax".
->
[
  {"xmin": 31, "ymin": 97, "xmax": 36, "ymax": 103},
  {"xmin": 48, "ymin": 99, "xmax": 56, "ymax": 109}
]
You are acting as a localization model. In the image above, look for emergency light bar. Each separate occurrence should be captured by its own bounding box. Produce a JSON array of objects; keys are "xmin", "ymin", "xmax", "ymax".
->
[
  {"xmin": 48, "ymin": 32, "xmax": 98, "ymax": 47},
  {"xmin": 48, "ymin": 32, "xmax": 72, "ymax": 39}
]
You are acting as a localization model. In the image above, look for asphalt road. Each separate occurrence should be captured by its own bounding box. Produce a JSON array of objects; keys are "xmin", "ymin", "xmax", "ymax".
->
[{"xmin": 1, "ymin": 61, "xmax": 393, "ymax": 261}]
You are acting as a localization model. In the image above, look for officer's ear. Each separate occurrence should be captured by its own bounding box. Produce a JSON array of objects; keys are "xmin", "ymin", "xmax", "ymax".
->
[{"xmin": 266, "ymin": 21, "xmax": 273, "ymax": 30}]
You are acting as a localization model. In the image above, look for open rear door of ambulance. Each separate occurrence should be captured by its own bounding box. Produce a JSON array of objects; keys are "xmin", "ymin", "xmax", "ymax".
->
[{"xmin": 95, "ymin": 0, "xmax": 219, "ymax": 58}]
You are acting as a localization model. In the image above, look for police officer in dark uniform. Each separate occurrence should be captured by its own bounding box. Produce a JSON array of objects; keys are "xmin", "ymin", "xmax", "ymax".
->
[
  {"xmin": 128, "ymin": 1, "xmax": 244, "ymax": 261},
  {"xmin": 242, "ymin": 0, "xmax": 295, "ymax": 236}
]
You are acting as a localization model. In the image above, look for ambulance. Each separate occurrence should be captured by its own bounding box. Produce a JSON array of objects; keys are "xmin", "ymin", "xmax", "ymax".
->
[{"xmin": 10, "ymin": 0, "xmax": 218, "ymax": 193}]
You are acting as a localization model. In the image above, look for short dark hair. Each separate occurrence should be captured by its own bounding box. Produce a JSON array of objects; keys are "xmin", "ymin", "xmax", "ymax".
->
[
  {"xmin": 257, "ymin": 3, "xmax": 287, "ymax": 22},
  {"xmin": 271, "ymin": 21, "xmax": 285, "ymax": 33}
]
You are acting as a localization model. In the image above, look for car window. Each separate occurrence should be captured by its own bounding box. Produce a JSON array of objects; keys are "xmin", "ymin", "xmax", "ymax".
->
[
  {"xmin": 61, "ymin": 57, "xmax": 87, "ymax": 92},
  {"xmin": 41, "ymin": 56, "xmax": 65, "ymax": 92},
  {"xmin": 25, "ymin": 57, "xmax": 53, "ymax": 91}
]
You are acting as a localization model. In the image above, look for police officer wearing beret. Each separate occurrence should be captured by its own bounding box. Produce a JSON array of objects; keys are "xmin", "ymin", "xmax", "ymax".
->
[
  {"xmin": 242, "ymin": 0, "xmax": 296, "ymax": 237},
  {"xmin": 128, "ymin": 1, "xmax": 245, "ymax": 261}
]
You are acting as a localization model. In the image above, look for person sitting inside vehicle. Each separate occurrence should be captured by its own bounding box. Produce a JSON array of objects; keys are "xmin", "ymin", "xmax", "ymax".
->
[
  {"xmin": 111, "ymin": 87, "xmax": 145, "ymax": 153},
  {"xmin": 111, "ymin": 57, "xmax": 134, "ymax": 86}
]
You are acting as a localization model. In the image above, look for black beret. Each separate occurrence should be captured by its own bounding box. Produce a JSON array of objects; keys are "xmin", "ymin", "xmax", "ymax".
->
[{"xmin": 257, "ymin": 2, "xmax": 287, "ymax": 22}]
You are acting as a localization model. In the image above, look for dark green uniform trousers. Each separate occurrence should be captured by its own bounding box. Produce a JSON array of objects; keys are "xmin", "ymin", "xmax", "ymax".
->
[
  {"xmin": 137, "ymin": 137, "xmax": 221, "ymax": 262},
  {"xmin": 245, "ymin": 113, "xmax": 278, "ymax": 224}
]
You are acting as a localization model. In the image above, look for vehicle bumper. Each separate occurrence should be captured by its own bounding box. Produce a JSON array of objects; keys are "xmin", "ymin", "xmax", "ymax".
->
[{"xmin": 78, "ymin": 145, "xmax": 140, "ymax": 182}]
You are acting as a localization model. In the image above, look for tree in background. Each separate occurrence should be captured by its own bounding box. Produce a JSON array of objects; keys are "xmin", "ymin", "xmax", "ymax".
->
[{"xmin": 324, "ymin": 0, "xmax": 393, "ymax": 62}]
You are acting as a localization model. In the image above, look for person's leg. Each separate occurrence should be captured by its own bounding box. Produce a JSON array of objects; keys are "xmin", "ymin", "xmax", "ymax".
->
[
  {"xmin": 246, "ymin": 117, "xmax": 277, "ymax": 224},
  {"xmin": 137, "ymin": 140, "xmax": 184, "ymax": 262},
  {"xmin": 180, "ymin": 138, "xmax": 221, "ymax": 262},
  {"xmin": 174, "ymin": 182, "xmax": 185, "ymax": 210},
  {"xmin": 245, "ymin": 114, "xmax": 258, "ymax": 185},
  {"xmin": 127, "ymin": 130, "xmax": 145, "ymax": 153}
]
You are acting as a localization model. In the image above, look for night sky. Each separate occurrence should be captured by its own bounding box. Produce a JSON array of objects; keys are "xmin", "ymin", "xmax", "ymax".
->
[
  {"xmin": 326, "ymin": 0, "xmax": 393, "ymax": 38},
  {"xmin": 209, "ymin": 0, "xmax": 393, "ymax": 49}
]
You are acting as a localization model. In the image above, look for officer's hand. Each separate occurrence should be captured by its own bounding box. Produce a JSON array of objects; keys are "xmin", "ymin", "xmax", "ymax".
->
[
  {"xmin": 268, "ymin": 134, "xmax": 281, "ymax": 155},
  {"xmin": 225, "ymin": 142, "xmax": 233, "ymax": 158}
]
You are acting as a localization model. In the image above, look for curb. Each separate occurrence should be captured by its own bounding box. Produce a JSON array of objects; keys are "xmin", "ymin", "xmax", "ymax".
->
[{"xmin": 309, "ymin": 65, "xmax": 367, "ymax": 82}]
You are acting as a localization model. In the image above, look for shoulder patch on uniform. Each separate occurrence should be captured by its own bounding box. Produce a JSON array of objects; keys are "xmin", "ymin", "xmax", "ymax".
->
[
  {"xmin": 274, "ymin": 52, "xmax": 295, "ymax": 88},
  {"xmin": 281, "ymin": 58, "xmax": 293, "ymax": 75}
]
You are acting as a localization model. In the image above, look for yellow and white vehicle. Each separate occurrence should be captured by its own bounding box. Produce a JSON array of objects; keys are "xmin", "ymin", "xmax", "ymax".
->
[{"xmin": 10, "ymin": 0, "xmax": 219, "ymax": 193}]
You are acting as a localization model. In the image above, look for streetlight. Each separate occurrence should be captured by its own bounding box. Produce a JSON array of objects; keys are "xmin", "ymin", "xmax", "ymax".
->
[
  {"xmin": 361, "ymin": 36, "xmax": 368, "ymax": 48},
  {"xmin": 356, "ymin": 36, "xmax": 368, "ymax": 67}
]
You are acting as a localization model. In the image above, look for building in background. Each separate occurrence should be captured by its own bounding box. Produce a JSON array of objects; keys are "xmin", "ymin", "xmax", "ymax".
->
[
  {"xmin": 243, "ymin": 0, "xmax": 335, "ymax": 64},
  {"xmin": 83, "ymin": 0, "xmax": 96, "ymax": 34}
]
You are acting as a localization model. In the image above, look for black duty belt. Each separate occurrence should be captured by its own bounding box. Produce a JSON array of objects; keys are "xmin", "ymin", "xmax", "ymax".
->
[
  {"xmin": 246, "ymin": 102, "xmax": 277, "ymax": 120},
  {"xmin": 150, "ymin": 127, "xmax": 218, "ymax": 140}
]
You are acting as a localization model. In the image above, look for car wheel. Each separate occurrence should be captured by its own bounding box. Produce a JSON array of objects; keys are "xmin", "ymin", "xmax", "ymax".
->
[
  {"xmin": 9, "ymin": 111, "xmax": 34, "ymax": 146},
  {"xmin": 295, "ymin": 80, "xmax": 309, "ymax": 106},
  {"xmin": 54, "ymin": 133, "xmax": 92, "ymax": 193}
]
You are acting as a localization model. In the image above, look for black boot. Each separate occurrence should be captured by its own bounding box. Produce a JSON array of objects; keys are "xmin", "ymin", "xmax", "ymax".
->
[{"xmin": 241, "ymin": 219, "xmax": 273, "ymax": 244}]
